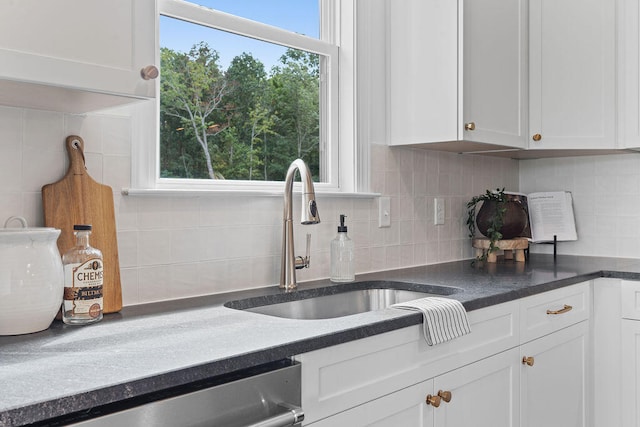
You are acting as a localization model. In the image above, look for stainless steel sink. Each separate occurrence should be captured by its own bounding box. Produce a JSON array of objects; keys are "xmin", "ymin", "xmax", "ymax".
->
[{"xmin": 224, "ymin": 281, "xmax": 461, "ymax": 320}]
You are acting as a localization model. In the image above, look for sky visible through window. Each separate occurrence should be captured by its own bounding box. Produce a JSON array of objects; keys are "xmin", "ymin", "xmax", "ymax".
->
[{"xmin": 160, "ymin": 0, "xmax": 319, "ymax": 70}]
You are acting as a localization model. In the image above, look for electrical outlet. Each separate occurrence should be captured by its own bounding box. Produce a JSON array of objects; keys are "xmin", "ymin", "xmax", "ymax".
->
[
  {"xmin": 378, "ymin": 196, "xmax": 391, "ymax": 227},
  {"xmin": 434, "ymin": 198, "xmax": 445, "ymax": 225}
]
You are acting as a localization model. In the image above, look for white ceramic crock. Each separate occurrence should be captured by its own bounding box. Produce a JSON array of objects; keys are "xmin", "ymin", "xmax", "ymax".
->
[{"xmin": 0, "ymin": 216, "xmax": 64, "ymax": 335}]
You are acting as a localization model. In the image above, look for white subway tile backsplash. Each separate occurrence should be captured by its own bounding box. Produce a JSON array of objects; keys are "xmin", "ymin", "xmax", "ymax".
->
[
  {"xmin": 64, "ymin": 114, "xmax": 103, "ymax": 150},
  {"xmin": 103, "ymin": 155, "xmax": 130, "ymax": 193},
  {"xmin": 617, "ymin": 216, "xmax": 640, "ymax": 238},
  {"xmin": 119, "ymin": 267, "xmax": 139, "ymax": 305},
  {"xmin": 116, "ymin": 195, "xmax": 138, "ymax": 230},
  {"xmin": 399, "ymin": 220, "xmax": 414, "ymax": 245},
  {"xmin": 21, "ymin": 191, "xmax": 44, "ymax": 227},
  {"xmin": 0, "ymin": 106, "xmax": 526, "ymax": 306},
  {"xmin": 0, "ymin": 145, "xmax": 21, "ymax": 192},
  {"xmin": 616, "ymin": 174, "xmax": 640, "ymax": 195},
  {"xmin": 138, "ymin": 229, "xmax": 172, "ymax": 266},
  {"xmin": 251, "ymin": 256, "xmax": 279, "ymax": 288},
  {"xmin": 170, "ymin": 228, "xmax": 203, "ymax": 264},
  {"xmin": 249, "ymin": 225, "xmax": 279, "ymax": 258},
  {"xmin": 138, "ymin": 197, "xmax": 172, "ymax": 230},
  {"xmin": 169, "ymin": 263, "xmax": 201, "ymax": 298},
  {"xmin": 138, "ymin": 265, "xmax": 173, "ymax": 302},
  {"xmin": 618, "ymin": 237, "xmax": 640, "ymax": 259},
  {"xmin": 0, "ymin": 193, "xmax": 22, "ymax": 224},
  {"xmin": 385, "ymin": 245, "xmax": 401, "ymax": 270},
  {"xmin": 24, "ymin": 110, "xmax": 64, "ymax": 151},
  {"xmin": 197, "ymin": 260, "xmax": 229, "ymax": 294},
  {"xmin": 102, "ymin": 115, "xmax": 131, "ymax": 156},
  {"xmin": 117, "ymin": 230, "xmax": 138, "ymax": 268},
  {"xmin": 22, "ymin": 147, "xmax": 65, "ymax": 192},
  {"xmin": 225, "ymin": 258, "xmax": 253, "ymax": 291}
]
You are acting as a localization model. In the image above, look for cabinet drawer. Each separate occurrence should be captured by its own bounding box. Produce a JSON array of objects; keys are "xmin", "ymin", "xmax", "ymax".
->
[
  {"xmin": 296, "ymin": 300, "xmax": 519, "ymax": 424},
  {"xmin": 621, "ymin": 280, "xmax": 640, "ymax": 320},
  {"xmin": 520, "ymin": 281, "xmax": 591, "ymax": 343}
]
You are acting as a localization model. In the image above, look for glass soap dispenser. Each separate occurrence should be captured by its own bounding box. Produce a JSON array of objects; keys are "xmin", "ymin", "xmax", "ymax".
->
[
  {"xmin": 330, "ymin": 214, "xmax": 355, "ymax": 283},
  {"xmin": 62, "ymin": 224, "xmax": 104, "ymax": 325}
]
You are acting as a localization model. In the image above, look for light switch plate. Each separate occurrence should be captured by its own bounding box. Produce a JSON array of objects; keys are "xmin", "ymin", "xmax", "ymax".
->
[
  {"xmin": 434, "ymin": 197, "xmax": 445, "ymax": 225},
  {"xmin": 378, "ymin": 196, "xmax": 391, "ymax": 227}
]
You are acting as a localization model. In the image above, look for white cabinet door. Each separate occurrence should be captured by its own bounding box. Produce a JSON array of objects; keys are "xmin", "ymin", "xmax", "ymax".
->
[
  {"xmin": 386, "ymin": 0, "xmax": 458, "ymax": 145},
  {"xmin": 386, "ymin": 0, "xmax": 527, "ymax": 150},
  {"xmin": 592, "ymin": 278, "xmax": 622, "ymax": 427},
  {"xmin": 520, "ymin": 321, "xmax": 589, "ymax": 427},
  {"xmin": 0, "ymin": 0, "xmax": 156, "ymax": 113},
  {"xmin": 528, "ymin": 0, "xmax": 616, "ymax": 149},
  {"xmin": 462, "ymin": 0, "xmax": 527, "ymax": 149},
  {"xmin": 618, "ymin": 0, "xmax": 640, "ymax": 149},
  {"xmin": 307, "ymin": 379, "xmax": 435, "ymax": 427},
  {"xmin": 621, "ymin": 319, "xmax": 640, "ymax": 427},
  {"xmin": 308, "ymin": 348, "xmax": 520, "ymax": 427},
  {"xmin": 433, "ymin": 348, "xmax": 520, "ymax": 427}
]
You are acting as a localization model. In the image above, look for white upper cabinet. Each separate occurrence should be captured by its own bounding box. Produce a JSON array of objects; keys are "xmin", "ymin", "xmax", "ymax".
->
[
  {"xmin": 385, "ymin": 0, "xmax": 527, "ymax": 150},
  {"xmin": 386, "ymin": 0, "xmax": 458, "ymax": 145},
  {"xmin": 382, "ymin": 0, "xmax": 626, "ymax": 154},
  {"xmin": 528, "ymin": 0, "xmax": 616, "ymax": 149},
  {"xmin": 462, "ymin": 0, "xmax": 528, "ymax": 149},
  {"xmin": 0, "ymin": 0, "xmax": 157, "ymax": 113},
  {"xmin": 618, "ymin": 0, "xmax": 640, "ymax": 149}
]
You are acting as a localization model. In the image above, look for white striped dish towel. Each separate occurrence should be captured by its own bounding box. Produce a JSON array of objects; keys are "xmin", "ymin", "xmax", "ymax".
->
[{"xmin": 391, "ymin": 297, "xmax": 471, "ymax": 346}]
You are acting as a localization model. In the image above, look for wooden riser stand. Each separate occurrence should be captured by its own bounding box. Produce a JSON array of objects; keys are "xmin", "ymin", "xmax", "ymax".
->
[{"xmin": 472, "ymin": 237, "xmax": 529, "ymax": 263}]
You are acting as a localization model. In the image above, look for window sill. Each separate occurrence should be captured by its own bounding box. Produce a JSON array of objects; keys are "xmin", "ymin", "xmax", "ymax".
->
[{"xmin": 121, "ymin": 188, "xmax": 381, "ymax": 199}]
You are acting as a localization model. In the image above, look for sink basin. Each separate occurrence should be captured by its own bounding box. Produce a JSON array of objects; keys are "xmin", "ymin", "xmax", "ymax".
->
[{"xmin": 224, "ymin": 281, "xmax": 461, "ymax": 320}]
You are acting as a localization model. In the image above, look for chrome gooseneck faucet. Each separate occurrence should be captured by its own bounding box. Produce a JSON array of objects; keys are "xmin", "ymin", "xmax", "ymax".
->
[{"xmin": 280, "ymin": 159, "xmax": 320, "ymax": 290}]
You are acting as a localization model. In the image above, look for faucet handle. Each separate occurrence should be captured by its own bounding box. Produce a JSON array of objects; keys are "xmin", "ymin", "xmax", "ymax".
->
[{"xmin": 295, "ymin": 233, "xmax": 312, "ymax": 270}]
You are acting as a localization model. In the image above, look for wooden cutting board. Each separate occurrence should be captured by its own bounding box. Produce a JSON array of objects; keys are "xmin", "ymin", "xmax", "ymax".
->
[{"xmin": 42, "ymin": 135, "xmax": 122, "ymax": 313}]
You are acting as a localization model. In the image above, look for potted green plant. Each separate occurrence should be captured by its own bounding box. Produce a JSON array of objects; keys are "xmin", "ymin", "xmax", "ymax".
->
[{"xmin": 466, "ymin": 188, "xmax": 528, "ymax": 262}]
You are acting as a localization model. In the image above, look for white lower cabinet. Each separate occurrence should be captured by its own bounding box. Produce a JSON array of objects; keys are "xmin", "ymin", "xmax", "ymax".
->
[
  {"xmin": 621, "ymin": 320, "xmax": 640, "ymax": 427},
  {"xmin": 433, "ymin": 348, "xmax": 520, "ymax": 427},
  {"xmin": 298, "ymin": 281, "xmax": 592, "ymax": 426},
  {"xmin": 620, "ymin": 280, "xmax": 640, "ymax": 427},
  {"xmin": 520, "ymin": 321, "xmax": 589, "ymax": 427},
  {"xmin": 311, "ymin": 348, "xmax": 520, "ymax": 427},
  {"xmin": 296, "ymin": 300, "xmax": 519, "ymax": 424},
  {"xmin": 308, "ymin": 379, "xmax": 435, "ymax": 427}
]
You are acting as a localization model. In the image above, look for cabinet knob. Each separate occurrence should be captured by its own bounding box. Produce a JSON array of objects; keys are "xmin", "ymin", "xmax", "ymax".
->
[
  {"xmin": 464, "ymin": 122, "xmax": 476, "ymax": 131},
  {"xmin": 438, "ymin": 390, "xmax": 452, "ymax": 403},
  {"xmin": 426, "ymin": 394, "xmax": 442, "ymax": 407},
  {"xmin": 532, "ymin": 133, "xmax": 542, "ymax": 142},
  {"xmin": 522, "ymin": 356, "xmax": 535, "ymax": 366},
  {"xmin": 140, "ymin": 65, "xmax": 159, "ymax": 80}
]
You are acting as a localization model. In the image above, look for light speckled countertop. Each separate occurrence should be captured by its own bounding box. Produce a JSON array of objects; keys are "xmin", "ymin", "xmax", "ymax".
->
[{"xmin": 2, "ymin": 254, "xmax": 640, "ymax": 426}]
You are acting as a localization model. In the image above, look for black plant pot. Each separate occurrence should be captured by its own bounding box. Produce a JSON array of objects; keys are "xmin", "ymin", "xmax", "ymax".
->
[{"xmin": 476, "ymin": 199, "xmax": 528, "ymax": 240}]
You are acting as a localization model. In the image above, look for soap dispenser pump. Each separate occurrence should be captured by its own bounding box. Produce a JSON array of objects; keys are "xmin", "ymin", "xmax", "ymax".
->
[{"xmin": 330, "ymin": 214, "xmax": 355, "ymax": 283}]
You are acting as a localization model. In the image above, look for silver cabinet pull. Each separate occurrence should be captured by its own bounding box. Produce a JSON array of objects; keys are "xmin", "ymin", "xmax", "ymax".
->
[{"xmin": 245, "ymin": 405, "xmax": 304, "ymax": 427}]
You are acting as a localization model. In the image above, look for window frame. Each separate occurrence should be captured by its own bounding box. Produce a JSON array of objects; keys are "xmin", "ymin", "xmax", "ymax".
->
[{"xmin": 130, "ymin": 0, "xmax": 360, "ymax": 194}]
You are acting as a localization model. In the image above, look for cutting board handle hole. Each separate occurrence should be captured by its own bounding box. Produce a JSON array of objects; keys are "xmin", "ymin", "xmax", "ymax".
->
[{"xmin": 71, "ymin": 138, "xmax": 86, "ymax": 167}]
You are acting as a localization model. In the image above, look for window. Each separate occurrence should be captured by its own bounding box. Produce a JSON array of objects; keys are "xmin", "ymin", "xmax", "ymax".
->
[{"xmin": 133, "ymin": 0, "xmax": 357, "ymax": 193}]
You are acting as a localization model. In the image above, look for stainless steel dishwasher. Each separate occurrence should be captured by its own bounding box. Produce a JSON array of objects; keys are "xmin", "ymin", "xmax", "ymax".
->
[{"xmin": 67, "ymin": 360, "xmax": 303, "ymax": 427}]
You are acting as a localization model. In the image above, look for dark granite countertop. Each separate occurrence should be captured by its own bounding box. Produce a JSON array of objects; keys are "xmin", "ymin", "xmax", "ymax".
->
[{"xmin": 2, "ymin": 254, "xmax": 640, "ymax": 426}]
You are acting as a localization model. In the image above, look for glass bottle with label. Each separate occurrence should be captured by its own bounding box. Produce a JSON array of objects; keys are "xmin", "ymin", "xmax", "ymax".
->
[{"xmin": 62, "ymin": 224, "xmax": 104, "ymax": 325}]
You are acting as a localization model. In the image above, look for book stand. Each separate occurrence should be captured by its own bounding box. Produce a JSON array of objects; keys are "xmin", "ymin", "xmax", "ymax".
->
[{"xmin": 535, "ymin": 235, "xmax": 558, "ymax": 259}]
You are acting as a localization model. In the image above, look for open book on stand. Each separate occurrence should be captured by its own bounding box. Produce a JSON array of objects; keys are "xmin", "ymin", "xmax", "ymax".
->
[{"xmin": 507, "ymin": 191, "xmax": 578, "ymax": 243}]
